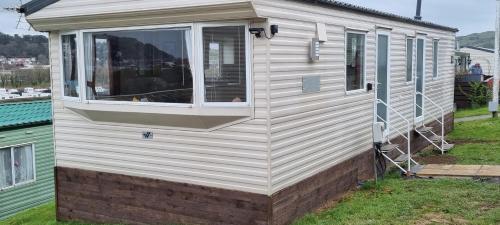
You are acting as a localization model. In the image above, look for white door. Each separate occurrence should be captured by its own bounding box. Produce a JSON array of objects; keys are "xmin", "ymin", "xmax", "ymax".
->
[
  {"xmin": 415, "ymin": 38, "xmax": 426, "ymax": 123},
  {"xmin": 376, "ymin": 31, "xmax": 391, "ymax": 135}
]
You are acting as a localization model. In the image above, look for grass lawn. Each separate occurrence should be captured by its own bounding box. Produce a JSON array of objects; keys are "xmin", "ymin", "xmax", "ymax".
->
[
  {"xmin": 455, "ymin": 106, "xmax": 490, "ymax": 119},
  {"xmin": 2, "ymin": 175, "xmax": 499, "ymax": 225},
  {"xmin": 449, "ymin": 118, "xmax": 500, "ymax": 143},
  {"xmin": 416, "ymin": 118, "xmax": 500, "ymax": 165},
  {"xmin": 294, "ymin": 173, "xmax": 500, "ymax": 225}
]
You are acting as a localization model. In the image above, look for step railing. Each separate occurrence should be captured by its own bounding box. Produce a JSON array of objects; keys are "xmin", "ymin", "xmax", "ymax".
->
[
  {"xmin": 415, "ymin": 92, "xmax": 450, "ymax": 154},
  {"xmin": 376, "ymin": 99, "xmax": 415, "ymax": 173}
]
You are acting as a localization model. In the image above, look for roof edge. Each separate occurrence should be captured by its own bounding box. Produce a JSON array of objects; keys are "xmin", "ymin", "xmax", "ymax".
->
[
  {"xmin": 462, "ymin": 46, "xmax": 495, "ymax": 53},
  {"xmin": 301, "ymin": 0, "xmax": 459, "ymax": 33},
  {"xmin": 19, "ymin": 0, "xmax": 60, "ymax": 16}
]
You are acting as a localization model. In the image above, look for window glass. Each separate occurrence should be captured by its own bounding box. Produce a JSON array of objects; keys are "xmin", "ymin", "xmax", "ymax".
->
[
  {"xmin": 433, "ymin": 40, "xmax": 439, "ymax": 78},
  {"xmin": 0, "ymin": 148, "xmax": 12, "ymax": 189},
  {"xmin": 203, "ymin": 26, "xmax": 247, "ymax": 103},
  {"xmin": 84, "ymin": 27, "xmax": 193, "ymax": 103},
  {"xmin": 62, "ymin": 34, "xmax": 79, "ymax": 97},
  {"xmin": 406, "ymin": 39, "xmax": 414, "ymax": 82},
  {"xmin": 346, "ymin": 33, "xmax": 365, "ymax": 91},
  {"xmin": 14, "ymin": 145, "xmax": 34, "ymax": 184}
]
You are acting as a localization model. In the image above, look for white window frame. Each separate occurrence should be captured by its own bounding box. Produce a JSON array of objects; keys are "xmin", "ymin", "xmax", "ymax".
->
[
  {"xmin": 59, "ymin": 21, "xmax": 252, "ymax": 109},
  {"xmin": 78, "ymin": 23, "xmax": 197, "ymax": 108},
  {"xmin": 0, "ymin": 143, "xmax": 36, "ymax": 191},
  {"xmin": 59, "ymin": 32, "xmax": 81, "ymax": 102},
  {"xmin": 432, "ymin": 39, "xmax": 440, "ymax": 79},
  {"xmin": 344, "ymin": 30, "xmax": 368, "ymax": 95},
  {"xmin": 406, "ymin": 37, "xmax": 415, "ymax": 84},
  {"xmin": 196, "ymin": 22, "xmax": 252, "ymax": 107}
]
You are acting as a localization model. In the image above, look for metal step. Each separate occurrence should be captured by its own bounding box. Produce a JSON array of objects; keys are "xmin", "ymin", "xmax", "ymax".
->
[
  {"xmin": 430, "ymin": 135, "xmax": 442, "ymax": 143},
  {"xmin": 416, "ymin": 126, "xmax": 433, "ymax": 133},
  {"xmin": 409, "ymin": 164, "xmax": 425, "ymax": 174},
  {"xmin": 442, "ymin": 144, "xmax": 455, "ymax": 152},
  {"xmin": 380, "ymin": 144, "xmax": 398, "ymax": 153},
  {"xmin": 394, "ymin": 154, "xmax": 409, "ymax": 163}
]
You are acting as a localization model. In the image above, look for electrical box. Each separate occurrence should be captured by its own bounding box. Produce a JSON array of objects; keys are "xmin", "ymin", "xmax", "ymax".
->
[
  {"xmin": 489, "ymin": 101, "xmax": 498, "ymax": 112},
  {"xmin": 373, "ymin": 122, "xmax": 385, "ymax": 144},
  {"xmin": 310, "ymin": 38, "xmax": 320, "ymax": 61},
  {"xmin": 316, "ymin": 23, "xmax": 328, "ymax": 42}
]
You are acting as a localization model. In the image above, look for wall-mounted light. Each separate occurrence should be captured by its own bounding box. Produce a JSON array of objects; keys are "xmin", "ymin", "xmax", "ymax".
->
[
  {"xmin": 249, "ymin": 28, "xmax": 265, "ymax": 38},
  {"xmin": 249, "ymin": 25, "xmax": 279, "ymax": 39}
]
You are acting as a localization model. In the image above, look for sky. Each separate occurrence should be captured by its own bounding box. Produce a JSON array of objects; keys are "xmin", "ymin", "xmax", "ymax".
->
[{"xmin": 0, "ymin": 0, "xmax": 497, "ymax": 36}]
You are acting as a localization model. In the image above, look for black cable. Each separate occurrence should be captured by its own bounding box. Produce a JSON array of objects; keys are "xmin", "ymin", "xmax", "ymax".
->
[{"xmin": 374, "ymin": 143, "xmax": 387, "ymax": 179}]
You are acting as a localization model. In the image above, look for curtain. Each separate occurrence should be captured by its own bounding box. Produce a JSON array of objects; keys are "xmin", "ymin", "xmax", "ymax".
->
[
  {"xmin": 0, "ymin": 148, "xmax": 12, "ymax": 189},
  {"xmin": 14, "ymin": 145, "xmax": 34, "ymax": 184},
  {"xmin": 184, "ymin": 29, "xmax": 192, "ymax": 86}
]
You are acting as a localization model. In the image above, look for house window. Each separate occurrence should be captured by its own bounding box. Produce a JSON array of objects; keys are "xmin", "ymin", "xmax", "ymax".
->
[
  {"xmin": 0, "ymin": 145, "xmax": 35, "ymax": 190},
  {"xmin": 433, "ymin": 40, "xmax": 439, "ymax": 78},
  {"xmin": 406, "ymin": 38, "xmax": 414, "ymax": 82},
  {"xmin": 83, "ymin": 27, "xmax": 193, "ymax": 103},
  {"xmin": 203, "ymin": 26, "xmax": 247, "ymax": 103},
  {"xmin": 346, "ymin": 32, "xmax": 366, "ymax": 91},
  {"xmin": 61, "ymin": 34, "xmax": 79, "ymax": 98}
]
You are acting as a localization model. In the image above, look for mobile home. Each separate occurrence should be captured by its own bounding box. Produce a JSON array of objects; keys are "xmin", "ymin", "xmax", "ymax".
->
[
  {"xmin": 0, "ymin": 100, "xmax": 54, "ymax": 220},
  {"xmin": 22, "ymin": 0, "xmax": 457, "ymax": 224}
]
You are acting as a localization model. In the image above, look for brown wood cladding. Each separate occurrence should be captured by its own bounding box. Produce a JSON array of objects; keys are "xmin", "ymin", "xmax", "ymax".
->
[
  {"xmin": 55, "ymin": 150, "xmax": 374, "ymax": 225},
  {"xmin": 55, "ymin": 114, "xmax": 452, "ymax": 225}
]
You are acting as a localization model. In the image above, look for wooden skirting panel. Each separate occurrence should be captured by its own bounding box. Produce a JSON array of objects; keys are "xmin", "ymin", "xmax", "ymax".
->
[{"xmin": 55, "ymin": 150, "xmax": 374, "ymax": 225}]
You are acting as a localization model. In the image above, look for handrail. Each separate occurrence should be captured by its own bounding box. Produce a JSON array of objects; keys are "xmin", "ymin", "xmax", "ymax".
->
[
  {"xmin": 377, "ymin": 99, "xmax": 412, "ymax": 172},
  {"xmin": 416, "ymin": 92, "xmax": 445, "ymax": 153}
]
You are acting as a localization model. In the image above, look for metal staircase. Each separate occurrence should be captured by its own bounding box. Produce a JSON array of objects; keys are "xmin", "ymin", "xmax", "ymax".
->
[
  {"xmin": 415, "ymin": 92, "xmax": 455, "ymax": 154},
  {"xmin": 375, "ymin": 99, "xmax": 421, "ymax": 175}
]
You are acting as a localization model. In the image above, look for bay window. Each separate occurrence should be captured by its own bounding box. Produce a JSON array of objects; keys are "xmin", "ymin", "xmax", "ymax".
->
[
  {"xmin": 61, "ymin": 34, "xmax": 79, "ymax": 98},
  {"xmin": 83, "ymin": 27, "xmax": 193, "ymax": 103},
  {"xmin": 203, "ymin": 26, "xmax": 247, "ymax": 103},
  {"xmin": 60, "ymin": 22, "xmax": 250, "ymax": 108},
  {"xmin": 0, "ymin": 144, "xmax": 35, "ymax": 190}
]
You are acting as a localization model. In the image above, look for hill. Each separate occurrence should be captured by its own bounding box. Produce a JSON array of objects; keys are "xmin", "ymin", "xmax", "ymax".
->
[
  {"xmin": 457, "ymin": 31, "xmax": 494, "ymax": 49},
  {"xmin": 0, "ymin": 32, "xmax": 49, "ymax": 64}
]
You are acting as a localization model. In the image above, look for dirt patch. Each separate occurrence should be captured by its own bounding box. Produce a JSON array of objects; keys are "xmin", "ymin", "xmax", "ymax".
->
[
  {"xmin": 413, "ymin": 155, "xmax": 458, "ymax": 164},
  {"xmin": 413, "ymin": 212, "xmax": 469, "ymax": 225}
]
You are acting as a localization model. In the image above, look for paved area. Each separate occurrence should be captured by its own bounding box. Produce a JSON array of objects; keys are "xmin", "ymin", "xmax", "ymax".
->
[
  {"xmin": 455, "ymin": 115, "xmax": 491, "ymax": 123},
  {"xmin": 417, "ymin": 164, "xmax": 500, "ymax": 178}
]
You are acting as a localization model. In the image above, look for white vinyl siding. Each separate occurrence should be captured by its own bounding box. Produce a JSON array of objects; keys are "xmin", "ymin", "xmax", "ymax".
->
[
  {"xmin": 253, "ymin": 0, "xmax": 456, "ymax": 193},
  {"xmin": 41, "ymin": 0, "xmax": 455, "ymax": 196}
]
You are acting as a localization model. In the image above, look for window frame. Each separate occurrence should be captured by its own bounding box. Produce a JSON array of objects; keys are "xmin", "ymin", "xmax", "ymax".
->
[
  {"xmin": 344, "ymin": 30, "xmax": 368, "ymax": 95},
  {"xmin": 79, "ymin": 23, "xmax": 197, "ymax": 108},
  {"xmin": 0, "ymin": 143, "xmax": 36, "ymax": 191},
  {"xmin": 196, "ymin": 22, "xmax": 252, "ymax": 107},
  {"xmin": 432, "ymin": 39, "xmax": 440, "ymax": 79},
  {"xmin": 59, "ymin": 31, "xmax": 82, "ymax": 102},
  {"xmin": 405, "ymin": 37, "xmax": 415, "ymax": 84},
  {"xmin": 60, "ymin": 21, "xmax": 253, "ymax": 109}
]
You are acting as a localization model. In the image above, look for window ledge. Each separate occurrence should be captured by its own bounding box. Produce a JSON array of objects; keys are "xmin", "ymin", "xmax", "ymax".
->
[
  {"xmin": 345, "ymin": 89, "xmax": 368, "ymax": 96},
  {"xmin": 63, "ymin": 101, "xmax": 253, "ymax": 130}
]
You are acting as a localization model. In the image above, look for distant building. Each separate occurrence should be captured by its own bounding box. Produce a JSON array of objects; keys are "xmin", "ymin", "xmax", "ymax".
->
[
  {"xmin": 459, "ymin": 46, "xmax": 495, "ymax": 76},
  {"xmin": 0, "ymin": 100, "xmax": 54, "ymax": 220}
]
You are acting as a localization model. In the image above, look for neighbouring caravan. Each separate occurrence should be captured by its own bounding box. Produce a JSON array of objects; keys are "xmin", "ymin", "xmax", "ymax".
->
[
  {"xmin": 459, "ymin": 46, "xmax": 495, "ymax": 76},
  {"xmin": 21, "ymin": 0, "xmax": 457, "ymax": 224},
  {"xmin": 0, "ymin": 100, "xmax": 54, "ymax": 220}
]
